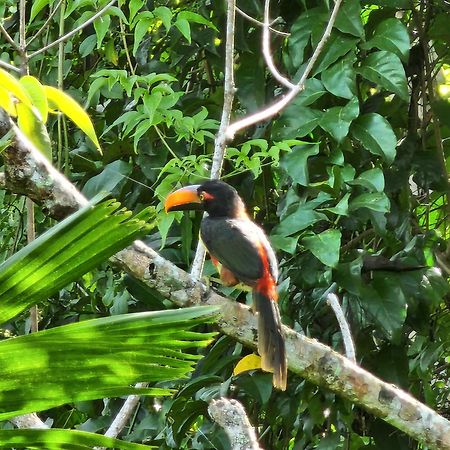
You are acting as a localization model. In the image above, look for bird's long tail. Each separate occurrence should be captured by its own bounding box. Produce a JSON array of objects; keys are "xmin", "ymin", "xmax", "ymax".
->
[{"xmin": 253, "ymin": 282, "xmax": 287, "ymax": 390}]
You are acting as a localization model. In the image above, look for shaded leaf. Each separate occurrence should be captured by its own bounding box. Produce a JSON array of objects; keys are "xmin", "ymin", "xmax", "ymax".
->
[
  {"xmin": 280, "ymin": 143, "xmax": 319, "ymax": 185},
  {"xmin": 319, "ymin": 97, "xmax": 359, "ymax": 142},
  {"xmin": 321, "ymin": 54, "xmax": 356, "ymax": 99},
  {"xmin": 302, "ymin": 230, "xmax": 341, "ymax": 267},
  {"xmin": 351, "ymin": 113, "xmax": 397, "ymax": 163},
  {"xmin": 350, "ymin": 192, "xmax": 390, "ymax": 213},
  {"xmin": 357, "ymin": 50, "xmax": 408, "ymax": 101}
]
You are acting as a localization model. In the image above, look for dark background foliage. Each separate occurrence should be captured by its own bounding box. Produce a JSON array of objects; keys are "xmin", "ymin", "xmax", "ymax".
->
[{"xmin": 2, "ymin": 0, "xmax": 450, "ymax": 448}]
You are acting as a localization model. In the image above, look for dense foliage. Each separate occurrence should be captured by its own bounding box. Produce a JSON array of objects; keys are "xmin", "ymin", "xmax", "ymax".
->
[{"xmin": 1, "ymin": 0, "xmax": 450, "ymax": 448}]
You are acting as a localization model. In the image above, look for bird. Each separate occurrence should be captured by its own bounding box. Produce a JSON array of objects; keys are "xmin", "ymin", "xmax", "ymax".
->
[{"xmin": 164, "ymin": 179, "xmax": 287, "ymax": 390}]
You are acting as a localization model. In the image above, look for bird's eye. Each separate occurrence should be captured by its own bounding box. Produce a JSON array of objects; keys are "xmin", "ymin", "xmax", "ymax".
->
[{"xmin": 199, "ymin": 192, "xmax": 205, "ymax": 201}]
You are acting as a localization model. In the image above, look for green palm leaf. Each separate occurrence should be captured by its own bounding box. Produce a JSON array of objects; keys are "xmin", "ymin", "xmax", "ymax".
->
[
  {"xmin": 0, "ymin": 305, "xmax": 217, "ymax": 420},
  {"xmin": 0, "ymin": 194, "xmax": 155, "ymax": 324},
  {"xmin": 0, "ymin": 428, "xmax": 154, "ymax": 449}
]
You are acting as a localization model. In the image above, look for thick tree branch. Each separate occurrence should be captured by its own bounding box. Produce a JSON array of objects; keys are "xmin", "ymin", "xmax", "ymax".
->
[
  {"xmin": 208, "ymin": 398, "xmax": 261, "ymax": 450},
  {"xmin": 2, "ymin": 113, "xmax": 450, "ymax": 449},
  {"xmin": 9, "ymin": 414, "xmax": 49, "ymax": 429}
]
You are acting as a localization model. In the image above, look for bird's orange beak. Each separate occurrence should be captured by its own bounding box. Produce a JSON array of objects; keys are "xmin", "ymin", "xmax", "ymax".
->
[{"xmin": 164, "ymin": 185, "xmax": 203, "ymax": 212}]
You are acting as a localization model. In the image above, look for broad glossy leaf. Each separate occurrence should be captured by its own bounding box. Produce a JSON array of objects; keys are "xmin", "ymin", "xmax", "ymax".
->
[
  {"xmin": 302, "ymin": 230, "xmax": 341, "ymax": 267},
  {"xmin": 175, "ymin": 18, "xmax": 191, "ymax": 43},
  {"xmin": 132, "ymin": 11, "xmax": 153, "ymax": 55},
  {"xmin": 319, "ymin": 97, "xmax": 359, "ymax": 143},
  {"xmin": 349, "ymin": 168, "xmax": 385, "ymax": 192},
  {"xmin": 94, "ymin": 14, "xmax": 111, "ymax": 49},
  {"xmin": 321, "ymin": 192, "xmax": 350, "ymax": 216},
  {"xmin": 0, "ymin": 429, "xmax": 153, "ymax": 449},
  {"xmin": 272, "ymin": 106, "xmax": 322, "ymax": 139},
  {"xmin": 0, "ymin": 197, "xmax": 155, "ymax": 324},
  {"xmin": 29, "ymin": 0, "xmax": 56, "ymax": 22},
  {"xmin": 16, "ymin": 103, "xmax": 52, "ymax": 160},
  {"xmin": 351, "ymin": 113, "xmax": 397, "ymax": 163},
  {"xmin": 0, "ymin": 306, "xmax": 217, "ymax": 420},
  {"xmin": 44, "ymin": 86, "xmax": 101, "ymax": 152},
  {"xmin": 357, "ymin": 50, "xmax": 408, "ymax": 101},
  {"xmin": 296, "ymin": 78, "xmax": 327, "ymax": 106},
  {"xmin": 233, "ymin": 354, "xmax": 262, "ymax": 375},
  {"xmin": 360, "ymin": 274, "xmax": 407, "ymax": 339},
  {"xmin": 177, "ymin": 11, "xmax": 217, "ymax": 31},
  {"xmin": 280, "ymin": 143, "xmax": 319, "ymax": 186},
  {"xmin": 154, "ymin": 6, "xmax": 172, "ymax": 31},
  {"xmin": 19, "ymin": 76, "xmax": 48, "ymax": 122},
  {"xmin": 364, "ymin": 18, "xmax": 410, "ymax": 62},
  {"xmin": 313, "ymin": 34, "xmax": 359, "ymax": 76},
  {"xmin": 321, "ymin": 54, "xmax": 356, "ymax": 99},
  {"xmin": 335, "ymin": 0, "xmax": 364, "ymax": 37},
  {"xmin": 349, "ymin": 192, "xmax": 390, "ymax": 213}
]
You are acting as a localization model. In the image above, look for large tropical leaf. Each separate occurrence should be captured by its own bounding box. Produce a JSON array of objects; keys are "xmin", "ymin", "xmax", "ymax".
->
[
  {"xmin": 0, "ymin": 428, "xmax": 154, "ymax": 449},
  {"xmin": 0, "ymin": 195, "xmax": 155, "ymax": 324},
  {"xmin": 0, "ymin": 305, "xmax": 217, "ymax": 420}
]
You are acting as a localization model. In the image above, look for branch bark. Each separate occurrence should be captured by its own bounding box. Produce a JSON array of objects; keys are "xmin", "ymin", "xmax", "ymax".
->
[
  {"xmin": 2, "ymin": 110, "xmax": 450, "ymax": 450},
  {"xmin": 208, "ymin": 398, "xmax": 262, "ymax": 450}
]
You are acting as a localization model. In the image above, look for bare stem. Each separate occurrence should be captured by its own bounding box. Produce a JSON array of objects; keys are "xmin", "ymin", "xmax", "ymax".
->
[
  {"xmin": 262, "ymin": 0, "xmax": 294, "ymax": 88},
  {"xmin": 0, "ymin": 59, "xmax": 20, "ymax": 72},
  {"xmin": 0, "ymin": 23, "xmax": 19, "ymax": 49},
  {"xmin": 190, "ymin": 0, "xmax": 236, "ymax": 281},
  {"xmin": 226, "ymin": 0, "xmax": 343, "ymax": 139},
  {"xmin": 236, "ymin": 6, "xmax": 289, "ymax": 36},
  {"xmin": 326, "ymin": 293, "xmax": 356, "ymax": 363},
  {"xmin": 28, "ymin": 0, "xmax": 117, "ymax": 59}
]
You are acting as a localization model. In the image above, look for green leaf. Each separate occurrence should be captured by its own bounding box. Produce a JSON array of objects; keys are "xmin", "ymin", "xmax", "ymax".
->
[
  {"xmin": 349, "ymin": 192, "xmax": 390, "ymax": 213},
  {"xmin": 334, "ymin": 0, "xmax": 364, "ymax": 37},
  {"xmin": 274, "ymin": 199, "xmax": 328, "ymax": 236},
  {"xmin": 357, "ymin": 50, "xmax": 408, "ymax": 101},
  {"xmin": 360, "ymin": 274, "xmax": 407, "ymax": 339},
  {"xmin": 272, "ymin": 106, "xmax": 322, "ymax": 139},
  {"xmin": 321, "ymin": 54, "xmax": 356, "ymax": 99},
  {"xmin": 79, "ymin": 34, "xmax": 97, "ymax": 57},
  {"xmin": 364, "ymin": 18, "xmax": 410, "ymax": 62},
  {"xmin": 44, "ymin": 85, "xmax": 101, "ymax": 152},
  {"xmin": 0, "ymin": 429, "xmax": 153, "ymax": 449},
  {"xmin": 132, "ymin": 11, "xmax": 153, "ymax": 55},
  {"xmin": 0, "ymin": 306, "xmax": 217, "ymax": 420},
  {"xmin": 0, "ymin": 197, "xmax": 155, "ymax": 324},
  {"xmin": 302, "ymin": 230, "xmax": 342, "ymax": 267},
  {"xmin": 319, "ymin": 97, "xmax": 359, "ymax": 143},
  {"xmin": 177, "ymin": 11, "xmax": 217, "ymax": 31},
  {"xmin": 129, "ymin": 0, "xmax": 145, "ymax": 22},
  {"xmin": 280, "ymin": 143, "xmax": 319, "ymax": 186},
  {"xmin": 0, "ymin": 68, "xmax": 32, "ymax": 106},
  {"xmin": 154, "ymin": 6, "xmax": 172, "ymax": 31},
  {"xmin": 175, "ymin": 18, "xmax": 191, "ymax": 43},
  {"xmin": 19, "ymin": 75, "xmax": 48, "ymax": 122},
  {"xmin": 312, "ymin": 34, "xmax": 359, "ymax": 76},
  {"xmin": 349, "ymin": 168, "xmax": 385, "ymax": 192},
  {"xmin": 30, "ymin": 0, "xmax": 55, "ymax": 22},
  {"xmin": 94, "ymin": 13, "xmax": 111, "ymax": 49},
  {"xmin": 321, "ymin": 192, "xmax": 351, "ymax": 216},
  {"xmin": 296, "ymin": 78, "xmax": 327, "ymax": 106},
  {"xmin": 351, "ymin": 113, "xmax": 397, "ymax": 163},
  {"xmin": 16, "ymin": 103, "xmax": 52, "ymax": 160}
]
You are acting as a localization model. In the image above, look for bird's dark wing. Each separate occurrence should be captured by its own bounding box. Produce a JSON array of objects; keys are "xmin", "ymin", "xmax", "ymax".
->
[{"xmin": 200, "ymin": 217, "xmax": 277, "ymax": 283}]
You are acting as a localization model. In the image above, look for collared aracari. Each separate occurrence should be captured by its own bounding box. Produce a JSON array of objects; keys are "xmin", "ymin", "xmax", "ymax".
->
[{"xmin": 164, "ymin": 180, "xmax": 287, "ymax": 390}]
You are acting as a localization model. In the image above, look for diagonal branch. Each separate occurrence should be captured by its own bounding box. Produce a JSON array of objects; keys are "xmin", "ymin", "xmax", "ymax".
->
[
  {"xmin": 2, "ymin": 110, "xmax": 450, "ymax": 450},
  {"xmin": 0, "ymin": 23, "xmax": 19, "ymax": 50},
  {"xmin": 0, "ymin": 59, "xmax": 20, "ymax": 73},
  {"xmin": 236, "ymin": 6, "xmax": 289, "ymax": 37},
  {"xmin": 226, "ymin": 0, "xmax": 343, "ymax": 139},
  {"xmin": 28, "ymin": 0, "xmax": 116, "ymax": 59}
]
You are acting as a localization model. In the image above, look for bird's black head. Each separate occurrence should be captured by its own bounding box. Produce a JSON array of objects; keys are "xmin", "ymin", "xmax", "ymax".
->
[
  {"xmin": 165, "ymin": 180, "xmax": 247, "ymax": 218},
  {"xmin": 197, "ymin": 180, "xmax": 246, "ymax": 218}
]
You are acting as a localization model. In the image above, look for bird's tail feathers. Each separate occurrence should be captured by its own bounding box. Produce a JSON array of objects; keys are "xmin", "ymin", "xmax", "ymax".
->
[{"xmin": 253, "ymin": 288, "xmax": 287, "ymax": 391}]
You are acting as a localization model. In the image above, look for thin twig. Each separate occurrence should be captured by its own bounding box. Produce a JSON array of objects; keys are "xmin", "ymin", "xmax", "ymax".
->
[
  {"xmin": 0, "ymin": 59, "xmax": 20, "ymax": 72},
  {"xmin": 208, "ymin": 398, "xmax": 262, "ymax": 450},
  {"xmin": 28, "ymin": 0, "xmax": 117, "ymax": 59},
  {"xmin": 236, "ymin": 6, "xmax": 289, "ymax": 37},
  {"xmin": 226, "ymin": 0, "xmax": 343, "ymax": 139},
  {"xmin": 262, "ymin": 0, "xmax": 294, "ymax": 89},
  {"xmin": 327, "ymin": 293, "xmax": 356, "ymax": 363},
  {"xmin": 190, "ymin": 0, "xmax": 236, "ymax": 280},
  {"xmin": 0, "ymin": 23, "xmax": 19, "ymax": 50},
  {"xmin": 27, "ymin": 0, "xmax": 64, "ymax": 47},
  {"xmin": 100, "ymin": 382, "xmax": 148, "ymax": 447}
]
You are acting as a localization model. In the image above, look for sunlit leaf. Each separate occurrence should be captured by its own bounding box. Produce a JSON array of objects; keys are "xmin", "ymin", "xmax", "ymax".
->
[
  {"xmin": 0, "ymin": 306, "xmax": 218, "ymax": 420},
  {"xmin": 19, "ymin": 75, "xmax": 48, "ymax": 122},
  {"xmin": 44, "ymin": 85, "xmax": 101, "ymax": 152},
  {"xmin": 234, "ymin": 354, "xmax": 262, "ymax": 375},
  {"xmin": 302, "ymin": 229, "xmax": 341, "ymax": 267},
  {"xmin": 0, "ymin": 68, "xmax": 32, "ymax": 106}
]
